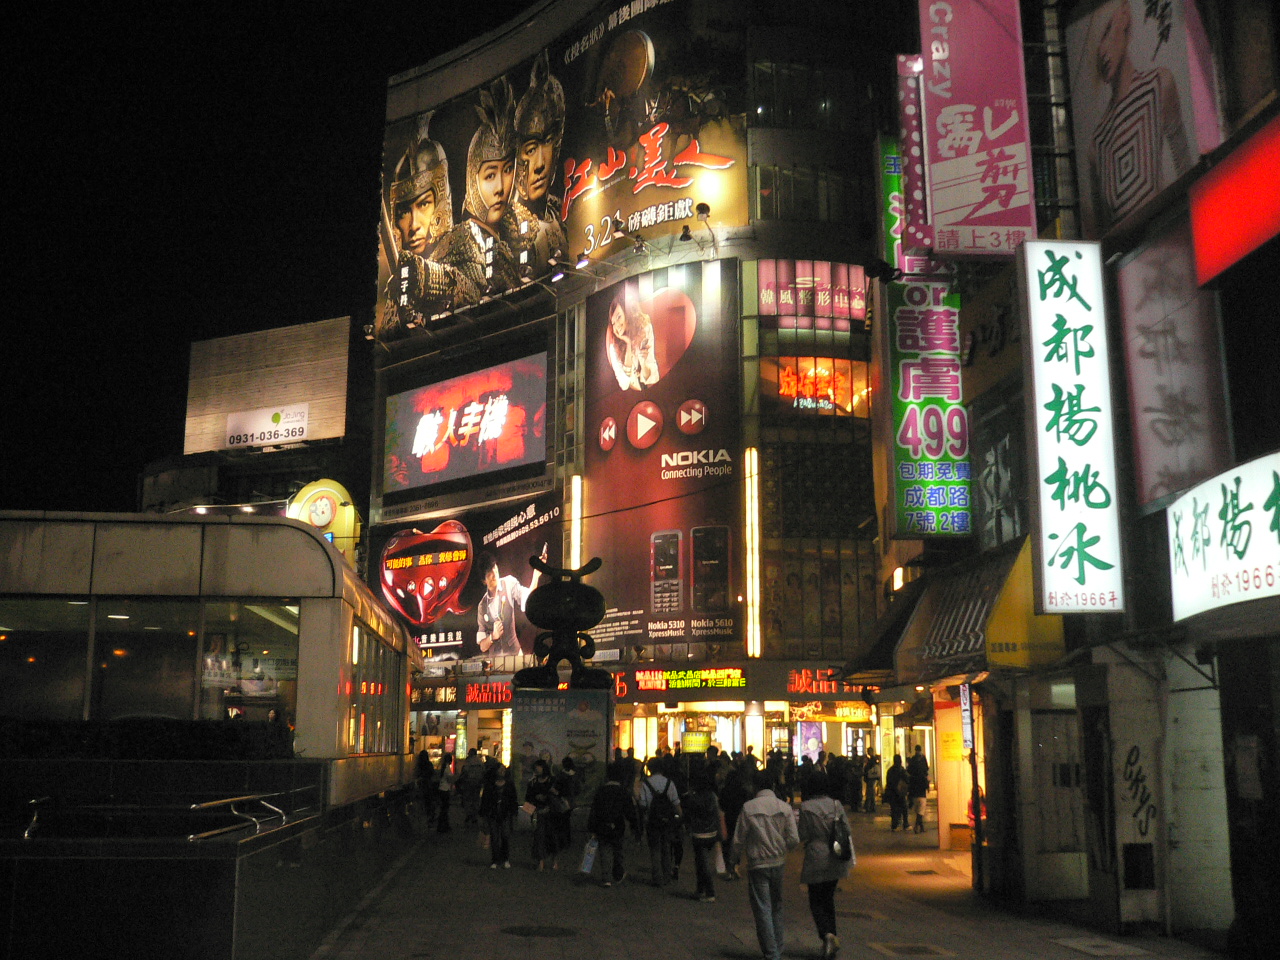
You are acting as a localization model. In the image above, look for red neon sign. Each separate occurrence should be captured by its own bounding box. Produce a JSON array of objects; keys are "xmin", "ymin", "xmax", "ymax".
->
[{"xmin": 1191, "ymin": 114, "xmax": 1280, "ymax": 285}]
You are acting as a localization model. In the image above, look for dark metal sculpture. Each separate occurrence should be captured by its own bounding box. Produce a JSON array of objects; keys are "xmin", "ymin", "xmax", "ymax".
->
[{"xmin": 513, "ymin": 556, "xmax": 612, "ymax": 690}]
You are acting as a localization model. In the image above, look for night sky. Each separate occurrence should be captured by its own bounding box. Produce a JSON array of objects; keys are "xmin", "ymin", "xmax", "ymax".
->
[{"xmin": 7, "ymin": 2, "xmax": 542, "ymax": 512}]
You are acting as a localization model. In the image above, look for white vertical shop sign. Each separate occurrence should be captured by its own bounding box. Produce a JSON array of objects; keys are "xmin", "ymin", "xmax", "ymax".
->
[
  {"xmin": 1018, "ymin": 241, "xmax": 1125, "ymax": 614},
  {"xmin": 1166, "ymin": 452, "xmax": 1280, "ymax": 621}
]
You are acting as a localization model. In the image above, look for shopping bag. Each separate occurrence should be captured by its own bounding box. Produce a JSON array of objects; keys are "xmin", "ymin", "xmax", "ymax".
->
[
  {"xmin": 580, "ymin": 837, "xmax": 599, "ymax": 874},
  {"xmin": 478, "ymin": 830, "xmax": 490, "ymax": 850},
  {"xmin": 517, "ymin": 805, "xmax": 535, "ymax": 832},
  {"xmin": 713, "ymin": 841, "xmax": 726, "ymax": 876}
]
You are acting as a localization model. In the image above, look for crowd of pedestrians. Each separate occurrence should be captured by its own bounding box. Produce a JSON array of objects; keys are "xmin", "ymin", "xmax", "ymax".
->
[{"xmin": 414, "ymin": 741, "xmax": 930, "ymax": 960}]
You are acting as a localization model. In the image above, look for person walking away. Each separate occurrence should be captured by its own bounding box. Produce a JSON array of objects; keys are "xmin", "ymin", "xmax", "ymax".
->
[
  {"xmin": 526, "ymin": 759, "xmax": 559, "ymax": 869},
  {"xmin": 588, "ymin": 761, "xmax": 641, "ymax": 885},
  {"xmin": 638, "ymin": 755, "xmax": 682, "ymax": 887},
  {"xmin": 479, "ymin": 763, "xmax": 518, "ymax": 868},
  {"xmin": 885, "ymin": 754, "xmax": 909, "ymax": 831},
  {"xmin": 436, "ymin": 753, "xmax": 456, "ymax": 832},
  {"xmin": 862, "ymin": 751, "xmax": 881, "ymax": 814},
  {"xmin": 719, "ymin": 767, "xmax": 753, "ymax": 880},
  {"xmin": 906, "ymin": 745, "xmax": 930, "ymax": 833},
  {"xmin": 551, "ymin": 756, "xmax": 580, "ymax": 854},
  {"xmin": 684, "ymin": 770, "xmax": 727, "ymax": 901},
  {"xmin": 799, "ymin": 771, "xmax": 852, "ymax": 959},
  {"xmin": 458, "ymin": 748, "xmax": 485, "ymax": 827},
  {"xmin": 732, "ymin": 770, "xmax": 800, "ymax": 960},
  {"xmin": 416, "ymin": 748, "xmax": 438, "ymax": 822}
]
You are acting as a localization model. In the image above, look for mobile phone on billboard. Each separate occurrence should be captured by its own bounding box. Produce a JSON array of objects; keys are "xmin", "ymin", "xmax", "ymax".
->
[
  {"xmin": 692, "ymin": 525, "xmax": 730, "ymax": 614},
  {"xmin": 650, "ymin": 530, "xmax": 682, "ymax": 614}
]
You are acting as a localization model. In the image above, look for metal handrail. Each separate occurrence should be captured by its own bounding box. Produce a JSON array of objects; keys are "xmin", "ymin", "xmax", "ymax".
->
[
  {"xmin": 24, "ymin": 797, "xmax": 50, "ymax": 840},
  {"xmin": 186, "ymin": 786, "xmax": 319, "ymax": 842}
]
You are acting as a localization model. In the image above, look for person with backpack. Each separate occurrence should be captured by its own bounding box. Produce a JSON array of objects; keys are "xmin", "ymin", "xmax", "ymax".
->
[
  {"xmin": 683, "ymin": 770, "xmax": 727, "ymax": 902},
  {"xmin": 587, "ymin": 760, "xmax": 641, "ymax": 886},
  {"xmin": 799, "ymin": 771, "xmax": 853, "ymax": 959},
  {"xmin": 637, "ymin": 755, "xmax": 682, "ymax": 888},
  {"xmin": 861, "ymin": 751, "xmax": 881, "ymax": 814}
]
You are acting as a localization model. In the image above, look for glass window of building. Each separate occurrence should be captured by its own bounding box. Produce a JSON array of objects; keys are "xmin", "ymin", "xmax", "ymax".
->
[
  {"xmin": 91, "ymin": 599, "xmax": 201, "ymax": 721},
  {"xmin": 200, "ymin": 600, "xmax": 299, "ymax": 723},
  {"xmin": 0, "ymin": 599, "xmax": 91, "ymax": 720}
]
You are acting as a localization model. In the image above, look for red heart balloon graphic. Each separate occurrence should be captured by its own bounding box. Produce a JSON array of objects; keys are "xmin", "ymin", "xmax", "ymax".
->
[{"xmin": 379, "ymin": 520, "xmax": 474, "ymax": 626}]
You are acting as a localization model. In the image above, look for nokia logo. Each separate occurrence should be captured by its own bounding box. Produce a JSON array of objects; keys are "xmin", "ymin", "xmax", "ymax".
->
[{"xmin": 660, "ymin": 449, "xmax": 732, "ymax": 467}]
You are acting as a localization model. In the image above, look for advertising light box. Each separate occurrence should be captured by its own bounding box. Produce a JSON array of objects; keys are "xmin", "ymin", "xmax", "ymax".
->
[
  {"xmin": 760, "ymin": 357, "xmax": 869, "ymax": 418},
  {"xmin": 886, "ymin": 280, "xmax": 972, "ymax": 537},
  {"xmin": 756, "ymin": 260, "xmax": 866, "ymax": 331},
  {"xmin": 383, "ymin": 354, "xmax": 547, "ymax": 496},
  {"xmin": 1018, "ymin": 241, "xmax": 1125, "ymax": 614},
  {"xmin": 1166, "ymin": 452, "xmax": 1280, "ymax": 622}
]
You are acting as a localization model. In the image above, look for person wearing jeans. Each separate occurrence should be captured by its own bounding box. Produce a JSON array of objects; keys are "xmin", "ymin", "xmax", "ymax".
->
[{"xmin": 732, "ymin": 771, "xmax": 800, "ymax": 960}]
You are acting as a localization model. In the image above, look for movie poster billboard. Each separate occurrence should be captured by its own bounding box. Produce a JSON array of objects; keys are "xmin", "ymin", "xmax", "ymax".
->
[
  {"xmin": 582, "ymin": 260, "xmax": 742, "ymax": 651},
  {"xmin": 377, "ymin": 0, "xmax": 747, "ymax": 338},
  {"xmin": 1065, "ymin": 0, "xmax": 1203, "ymax": 237},
  {"xmin": 372, "ymin": 493, "xmax": 562, "ymax": 660},
  {"xmin": 510, "ymin": 688, "xmax": 611, "ymax": 806}
]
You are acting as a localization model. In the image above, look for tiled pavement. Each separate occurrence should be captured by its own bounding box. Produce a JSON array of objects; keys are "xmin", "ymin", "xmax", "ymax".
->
[{"xmin": 309, "ymin": 808, "xmax": 1222, "ymax": 960}]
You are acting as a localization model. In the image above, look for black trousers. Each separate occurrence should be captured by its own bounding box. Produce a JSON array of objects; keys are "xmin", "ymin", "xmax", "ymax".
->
[{"xmin": 807, "ymin": 879, "xmax": 838, "ymax": 939}]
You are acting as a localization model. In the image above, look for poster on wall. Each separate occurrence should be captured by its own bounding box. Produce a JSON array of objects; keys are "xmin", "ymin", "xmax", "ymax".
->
[
  {"xmin": 582, "ymin": 260, "xmax": 742, "ymax": 650},
  {"xmin": 1065, "ymin": 0, "xmax": 1212, "ymax": 237},
  {"xmin": 377, "ymin": 0, "xmax": 747, "ymax": 338},
  {"xmin": 371, "ymin": 493, "xmax": 563, "ymax": 660},
  {"xmin": 886, "ymin": 280, "xmax": 972, "ymax": 537}
]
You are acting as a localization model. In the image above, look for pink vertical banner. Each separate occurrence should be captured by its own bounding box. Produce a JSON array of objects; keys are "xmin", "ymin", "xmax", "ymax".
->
[
  {"xmin": 917, "ymin": 0, "xmax": 1037, "ymax": 257},
  {"xmin": 812, "ymin": 261, "xmax": 833, "ymax": 329},
  {"xmin": 848, "ymin": 264, "xmax": 866, "ymax": 321},
  {"xmin": 830, "ymin": 262, "xmax": 849, "ymax": 321},
  {"xmin": 776, "ymin": 259, "xmax": 798, "ymax": 328}
]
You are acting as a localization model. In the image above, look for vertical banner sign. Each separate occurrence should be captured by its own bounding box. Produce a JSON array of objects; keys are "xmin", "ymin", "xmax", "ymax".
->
[
  {"xmin": 1166, "ymin": 452, "xmax": 1280, "ymax": 622},
  {"xmin": 887, "ymin": 280, "xmax": 972, "ymax": 537},
  {"xmin": 915, "ymin": 0, "xmax": 1037, "ymax": 257},
  {"xmin": 1018, "ymin": 241, "xmax": 1125, "ymax": 614},
  {"xmin": 960, "ymin": 683, "xmax": 974, "ymax": 749},
  {"xmin": 879, "ymin": 134, "xmax": 954, "ymax": 278}
]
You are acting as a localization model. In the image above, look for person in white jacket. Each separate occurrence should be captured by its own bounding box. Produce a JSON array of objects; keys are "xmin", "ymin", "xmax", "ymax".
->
[{"xmin": 732, "ymin": 771, "xmax": 800, "ymax": 960}]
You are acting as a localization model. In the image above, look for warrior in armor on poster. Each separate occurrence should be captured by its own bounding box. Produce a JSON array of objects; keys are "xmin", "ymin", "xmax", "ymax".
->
[
  {"xmin": 437, "ymin": 77, "xmax": 524, "ymax": 296},
  {"xmin": 380, "ymin": 112, "xmax": 480, "ymax": 335},
  {"xmin": 510, "ymin": 51, "xmax": 568, "ymax": 274}
]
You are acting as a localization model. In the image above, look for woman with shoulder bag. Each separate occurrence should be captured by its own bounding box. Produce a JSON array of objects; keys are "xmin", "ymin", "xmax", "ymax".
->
[{"xmin": 799, "ymin": 771, "xmax": 852, "ymax": 960}]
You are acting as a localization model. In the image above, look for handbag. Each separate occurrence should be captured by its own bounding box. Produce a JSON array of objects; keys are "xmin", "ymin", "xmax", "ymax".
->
[
  {"xmin": 551, "ymin": 794, "xmax": 571, "ymax": 814},
  {"xmin": 830, "ymin": 809, "xmax": 854, "ymax": 863},
  {"xmin": 580, "ymin": 837, "xmax": 599, "ymax": 874}
]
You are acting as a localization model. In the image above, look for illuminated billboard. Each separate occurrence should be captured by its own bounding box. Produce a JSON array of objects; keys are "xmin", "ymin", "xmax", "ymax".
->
[
  {"xmin": 184, "ymin": 317, "xmax": 349, "ymax": 455},
  {"xmin": 582, "ymin": 261, "xmax": 742, "ymax": 651},
  {"xmin": 378, "ymin": 0, "xmax": 747, "ymax": 337},
  {"xmin": 898, "ymin": 0, "xmax": 1037, "ymax": 258},
  {"xmin": 383, "ymin": 353, "xmax": 547, "ymax": 496},
  {"xmin": 760, "ymin": 357, "xmax": 869, "ymax": 418},
  {"xmin": 1166, "ymin": 452, "xmax": 1280, "ymax": 622},
  {"xmin": 755, "ymin": 260, "xmax": 866, "ymax": 331},
  {"xmin": 885, "ymin": 280, "xmax": 972, "ymax": 537},
  {"xmin": 371, "ymin": 493, "xmax": 562, "ymax": 660},
  {"xmin": 1018, "ymin": 241, "xmax": 1125, "ymax": 614}
]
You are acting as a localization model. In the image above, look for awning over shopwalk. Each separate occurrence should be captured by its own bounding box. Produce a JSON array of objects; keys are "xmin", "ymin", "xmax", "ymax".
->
[
  {"xmin": 840, "ymin": 577, "xmax": 927, "ymax": 686},
  {"xmin": 894, "ymin": 537, "xmax": 1064, "ymax": 687}
]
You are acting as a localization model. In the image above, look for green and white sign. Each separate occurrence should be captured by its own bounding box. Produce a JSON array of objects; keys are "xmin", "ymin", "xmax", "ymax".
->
[
  {"xmin": 887, "ymin": 279, "xmax": 971, "ymax": 537},
  {"xmin": 1018, "ymin": 241, "xmax": 1124, "ymax": 614},
  {"xmin": 225, "ymin": 403, "xmax": 309, "ymax": 449},
  {"xmin": 1166, "ymin": 452, "xmax": 1280, "ymax": 621}
]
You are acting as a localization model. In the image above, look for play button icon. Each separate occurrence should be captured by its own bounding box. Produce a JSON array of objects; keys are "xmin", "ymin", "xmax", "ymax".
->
[
  {"xmin": 677, "ymin": 399, "xmax": 708, "ymax": 435},
  {"xmin": 626, "ymin": 400, "xmax": 663, "ymax": 450}
]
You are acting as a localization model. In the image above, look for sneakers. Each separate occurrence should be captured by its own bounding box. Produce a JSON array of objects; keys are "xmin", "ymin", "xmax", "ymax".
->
[
  {"xmin": 489, "ymin": 863, "xmax": 498, "ymax": 870},
  {"xmin": 602, "ymin": 880, "xmax": 613, "ymax": 887},
  {"xmin": 503, "ymin": 861, "xmax": 512, "ymax": 869},
  {"xmin": 698, "ymin": 895, "xmax": 716, "ymax": 903},
  {"xmin": 822, "ymin": 933, "xmax": 840, "ymax": 959}
]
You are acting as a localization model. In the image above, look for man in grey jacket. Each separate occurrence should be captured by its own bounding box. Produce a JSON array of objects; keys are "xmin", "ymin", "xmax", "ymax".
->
[{"xmin": 732, "ymin": 771, "xmax": 800, "ymax": 960}]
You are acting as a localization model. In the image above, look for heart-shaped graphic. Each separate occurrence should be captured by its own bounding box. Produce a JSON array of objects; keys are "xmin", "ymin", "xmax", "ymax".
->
[{"xmin": 379, "ymin": 520, "xmax": 473, "ymax": 626}]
